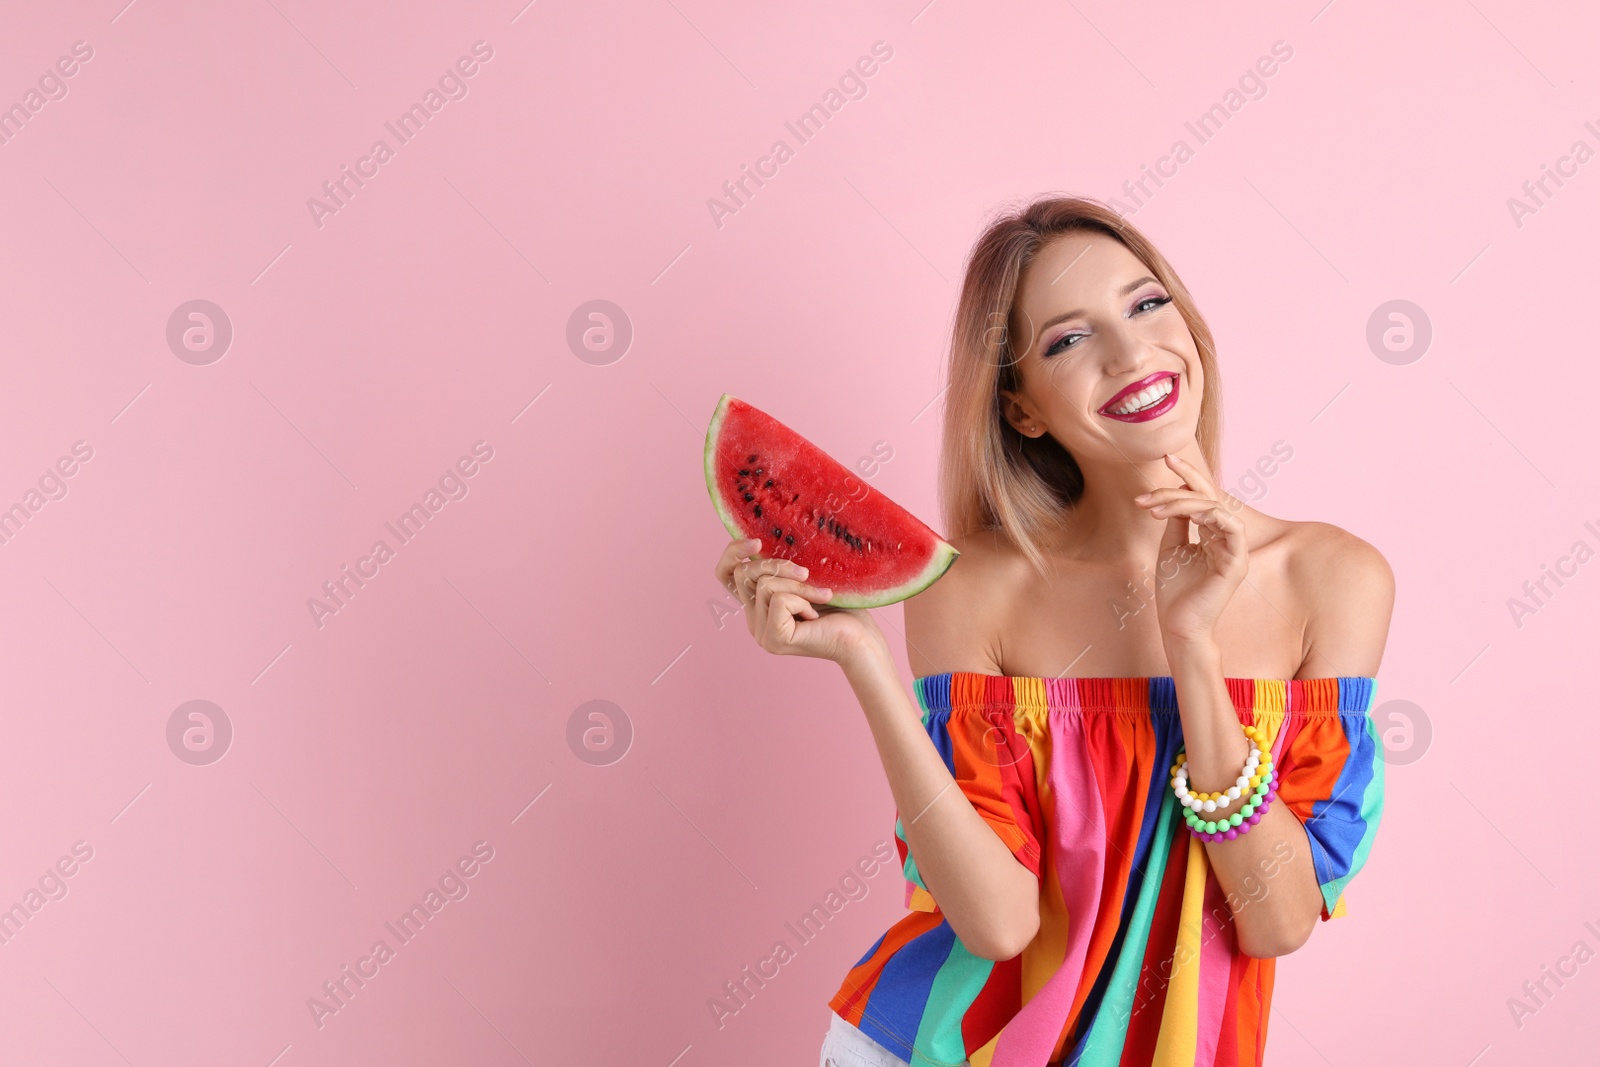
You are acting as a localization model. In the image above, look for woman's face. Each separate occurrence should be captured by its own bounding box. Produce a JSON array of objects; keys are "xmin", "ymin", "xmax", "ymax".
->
[{"xmin": 1000, "ymin": 230, "xmax": 1202, "ymax": 467}]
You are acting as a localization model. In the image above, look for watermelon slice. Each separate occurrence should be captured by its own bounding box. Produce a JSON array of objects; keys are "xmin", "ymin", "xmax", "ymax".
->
[{"xmin": 703, "ymin": 394, "xmax": 959, "ymax": 608}]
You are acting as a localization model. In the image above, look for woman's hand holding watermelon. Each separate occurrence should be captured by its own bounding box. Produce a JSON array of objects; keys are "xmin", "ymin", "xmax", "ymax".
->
[{"xmin": 715, "ymin": 537, "xmax": 890, "ymax": 667}]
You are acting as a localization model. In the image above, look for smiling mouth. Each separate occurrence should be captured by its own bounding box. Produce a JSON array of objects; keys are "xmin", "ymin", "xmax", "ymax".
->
[{"xmin": 1100, "ymin": 372, "xmax": 1179, "ymax": 421}]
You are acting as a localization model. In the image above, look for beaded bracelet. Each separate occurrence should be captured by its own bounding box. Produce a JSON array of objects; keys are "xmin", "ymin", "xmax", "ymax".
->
[
  {"xmin": 1184, "ymin": 770, "xmax": 1278, "ymax": 842},
  {"xmin": 1170, "ymin": 724, "xmax": 1272, "ymax": 815},
  {"xmin": 1169, "ymin": 724, "xmax": 1278, "ymax": 842}
]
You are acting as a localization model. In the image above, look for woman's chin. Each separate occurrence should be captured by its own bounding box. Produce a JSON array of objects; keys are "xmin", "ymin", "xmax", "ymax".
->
[{"xmin": 1095, "ymin": 415, "xmax": 1197, "ymax": 455}]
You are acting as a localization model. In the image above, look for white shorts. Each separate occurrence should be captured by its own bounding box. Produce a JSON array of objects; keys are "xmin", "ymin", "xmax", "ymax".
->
[{"xmin": 818, "ymin": 1010, "xmax": 919, "ymax": 1067}]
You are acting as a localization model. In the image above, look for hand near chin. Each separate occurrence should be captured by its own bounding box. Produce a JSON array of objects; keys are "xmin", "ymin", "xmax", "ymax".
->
[{"xmin": 1131, "ymin": 452, "xmax": 1248, "ymax": 648}]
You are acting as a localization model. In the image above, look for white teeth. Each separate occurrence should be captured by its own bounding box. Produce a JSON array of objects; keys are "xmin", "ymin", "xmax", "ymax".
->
[{"xmin": 1107, "ymin": 375, "xmax": 1174, "ymax": 415}]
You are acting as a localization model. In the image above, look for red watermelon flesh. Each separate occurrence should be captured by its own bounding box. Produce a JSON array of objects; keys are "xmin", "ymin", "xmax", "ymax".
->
[{"xmin": 704, "ymin": 394, "xmax": 959, "ymax": 609}]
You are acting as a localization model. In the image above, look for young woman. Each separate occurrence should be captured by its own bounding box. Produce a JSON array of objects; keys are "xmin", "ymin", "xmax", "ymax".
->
[{"xmin": 713, "ymin": 196, "xmax": 1392, "ymax": 1066}]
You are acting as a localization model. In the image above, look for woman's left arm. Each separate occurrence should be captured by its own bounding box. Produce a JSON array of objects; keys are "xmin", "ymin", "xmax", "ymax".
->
[{"xmin": 1137, "ymin": 455, "xmax": 1395, "ymax": 959}]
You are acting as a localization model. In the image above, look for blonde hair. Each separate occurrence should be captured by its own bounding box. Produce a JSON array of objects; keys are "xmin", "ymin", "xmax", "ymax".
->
[{"xmin": 938, "ymin": 195, "xmax": 1223, "ymax": 580}]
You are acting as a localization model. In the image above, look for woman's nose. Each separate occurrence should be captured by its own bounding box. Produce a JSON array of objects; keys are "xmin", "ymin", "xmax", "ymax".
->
[{"xmin": 1099, "ymin": 325, "xmax": 1152, "ymax": 377}]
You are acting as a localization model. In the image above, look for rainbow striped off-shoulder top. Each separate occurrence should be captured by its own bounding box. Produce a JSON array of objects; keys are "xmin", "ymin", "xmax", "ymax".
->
[{"xmin": 828, "ymin": 672, "xmax": 1385, "ymax": 1067}]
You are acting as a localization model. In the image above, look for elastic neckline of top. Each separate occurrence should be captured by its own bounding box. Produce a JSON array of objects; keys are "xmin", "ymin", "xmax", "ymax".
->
[{"xmin": 912, "ymin": 672, "xmax": 1377, "ymax": 715}]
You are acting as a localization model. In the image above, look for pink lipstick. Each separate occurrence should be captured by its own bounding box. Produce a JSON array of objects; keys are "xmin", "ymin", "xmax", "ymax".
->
[{"xmin": 1099, "ymin": 371, "xmax": 1179, "ymax": 423}]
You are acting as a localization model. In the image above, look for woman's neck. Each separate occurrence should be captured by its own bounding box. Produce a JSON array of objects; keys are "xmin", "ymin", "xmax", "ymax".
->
[{"xmin": 1042, "ymin": 460, "xmax": 1262, "ymax": 567}]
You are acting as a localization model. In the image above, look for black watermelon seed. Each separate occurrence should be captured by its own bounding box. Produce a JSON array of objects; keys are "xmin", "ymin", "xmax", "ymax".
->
[
  {"xmin": 764, "ymin": 479, "xmax": 773, "ymax": 488},
  {"xmin": 785, "ymin": 535, "xmax": 795, "ymax": 545},
  {"xmin": 739, "ymin": 469, "xmax": 749, "ymax": 476},
  {"xmin": 772, "ymin": 527, "xmax": 781, "ymax": 537},
  {"xmin": 743, "ymin": 493, "xmax": 753, "ymax": 502},
  {"xmin": 791, "ymin": 493, "xmax": 798, "ymax": 502},
  {"xmin": 747, "ymin": 454, "xmax": 757, "ymax": 462},
  {"xmin": 754, "ymin": 505, "xmax": 762, "ymax": 518},
  {"xmin": 817, "ymin": 516, "xmax": 825, "ymax": 529}
]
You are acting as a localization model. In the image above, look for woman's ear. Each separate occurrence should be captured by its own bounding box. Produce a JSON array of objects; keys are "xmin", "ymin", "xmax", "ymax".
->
[{"xmin": 998, "ymin": 390, "xmax": 1037, "ymax": 437}]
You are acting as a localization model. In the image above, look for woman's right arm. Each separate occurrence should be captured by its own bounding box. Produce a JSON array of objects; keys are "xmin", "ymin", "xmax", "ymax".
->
[
  {"xmin": 838, "ymin": 642, "xmax": 1039, "ymax": 961},
  {"xmin": 713, "ymin": 534, "xmax": 1038, "ymax": 960}
]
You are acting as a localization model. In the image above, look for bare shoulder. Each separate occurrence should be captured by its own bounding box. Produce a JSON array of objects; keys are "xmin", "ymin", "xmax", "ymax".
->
[
  {"xmin": 1280, "ymin": 519, "xmax": 1394, "ymax": 594},
  {"xmin": 901, "ymin": 529, "xmax": 1023, "ymax": 678},
  {"xmin": 1274, "ymin": 518, "xmax": 1396, "ymax": 678}
]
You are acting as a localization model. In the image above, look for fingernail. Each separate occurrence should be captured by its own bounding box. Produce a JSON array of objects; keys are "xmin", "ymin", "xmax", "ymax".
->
[
  {"xmin": 797, "ymin": 566, "xmax": 810, "ymax": 578},
  {"xmin": 1135, "ymin": 492, "xmax": 1151, "ymax": 501}
]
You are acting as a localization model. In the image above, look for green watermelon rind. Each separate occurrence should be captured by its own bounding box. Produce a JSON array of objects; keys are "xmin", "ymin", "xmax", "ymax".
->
[
  {"xmin": 703, "ymin": 392, "xmax": 960, "ymax": 609},
  {"xmin": 822, "ymin": 538, "xmax": 960, "ymax": 610},
  {"xmin": 703, "ymin": 394, "xmax": 744, "ymax": 541}
]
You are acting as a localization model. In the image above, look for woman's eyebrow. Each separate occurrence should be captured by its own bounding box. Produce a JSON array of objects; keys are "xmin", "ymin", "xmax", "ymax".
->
[{"xmin": 1036, "ymin": 275, "xmax": 1158, "ymax": 334}]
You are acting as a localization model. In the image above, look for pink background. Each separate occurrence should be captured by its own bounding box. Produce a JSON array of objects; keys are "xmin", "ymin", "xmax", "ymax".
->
[{"xmin": 0, "ymin": 0, "xmax": 1595, "ymax": 1064}]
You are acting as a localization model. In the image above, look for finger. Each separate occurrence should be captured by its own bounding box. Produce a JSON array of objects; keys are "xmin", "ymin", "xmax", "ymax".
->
[
  {"xmin": 1159, "ymin": 506, "xmax": 1192, "ymax": 559},
  {"xmin": 1191, "ymin": 503, "xmax": 1247, "ymax": 548},
  {"xmin": 755, "ymin": 578, "xmax": 828, "ymax": 645},
  {"xmin": 1164, "ymin": 452, "xmax": 1224, "ymax": 500},
  {"xmin": 740, "ymin": 556, "xmax": 810, "ymax": 581},
  {"xmin": 735, "ymin": 555, "xmax": 808, "ymax": 601},
  {"xmin": 773, "ymin": 590, "xmax": 819, "ymax": 624},
  {"xmin": 716, "ymin": 537, "xmax": 763, "ymax": 590},
  {"xmin": 1135, "ymin": 484, "xmax": 1243, "ymax": 517},
  {"xmin": 740, "ymin": 558, "xmax": 791, "ymax": 616},
  {"xmin": 761, "ymin": 593, "xmax": 793, "ymax": 649},
  {"xmin": 1165, "ymin": 497, "xmax": 1241, "ymax": 532},
  {"xmin": 757, "ymin": 582, "xmax": 800, "ymax": 647},
  {"xmin": 1144, "ymin": 495, "xmax": 1220, "ymax": 519},
  {"xmin": 1179, "ymin": 503, "xmax": 1248, "ymax": 565},
  {"xmin": 749, "ymin": 570, "xmax": 776, "ymax": 637},
  {"xmin": 1134, "ymin": 486, "xmax": 1204, "ymax": 507},
  {"xmin": 736, "ymin": 556, "xmax": 793, "ymax": 598},
  {"xmin": 753, "ymin": 572, "xmax": 833, "ymax": 605},
  {"xmin": 754, "ymin": 570, "xmax": 782, "ymax": 621}
]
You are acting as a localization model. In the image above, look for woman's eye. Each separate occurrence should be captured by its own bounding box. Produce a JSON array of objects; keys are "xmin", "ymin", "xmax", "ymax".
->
[
  {"xmin": 1043, "ymin": 333, "xmax": 1081, "ymax": 357},
  {"xmin": 1043, "ymin": 296, "xmax": 1171, "ymax": 357}
]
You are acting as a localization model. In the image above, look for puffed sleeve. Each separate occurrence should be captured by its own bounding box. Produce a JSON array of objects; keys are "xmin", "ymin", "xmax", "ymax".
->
[
  {"xmin": 1271, "ymin": 706, "xmax": 1386, "ymax": 921},
  {"xmin": 896, "ymin": 705, "xmax": 1044, "ymax": 913}
]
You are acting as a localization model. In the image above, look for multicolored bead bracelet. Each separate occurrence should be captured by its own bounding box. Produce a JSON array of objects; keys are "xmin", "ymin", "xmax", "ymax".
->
[
  {"xmin": 1170, "ymin": 724, "xmax": 1278, "ymax": 842},
  {"xmin": 1184, "ymin": 772, "xmax": 1277, "ymax": 841}
]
